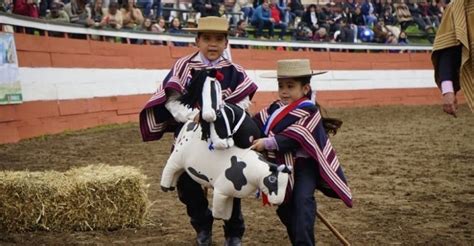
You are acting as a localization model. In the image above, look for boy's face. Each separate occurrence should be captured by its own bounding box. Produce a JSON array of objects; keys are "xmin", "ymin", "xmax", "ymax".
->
[
  {"xmin": 278, "ymin": 78, "xmax": 311, "ymax": 105},
  {"xmin": 196, "ymin": 32, "xmax": 228, "ymax": 61}
]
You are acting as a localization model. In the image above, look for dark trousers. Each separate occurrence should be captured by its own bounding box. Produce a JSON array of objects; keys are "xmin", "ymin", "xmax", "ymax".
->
[
  {"xmin": 277, "ymin": 159, "xmax": 318, "ymax": 246},
  {"xmin": 173, "ymin": 124, "xmax": 245, "ymax": 238},
  {"xmin": 252, "ymin": 19, "xmax": 274, "ymax": 38}
]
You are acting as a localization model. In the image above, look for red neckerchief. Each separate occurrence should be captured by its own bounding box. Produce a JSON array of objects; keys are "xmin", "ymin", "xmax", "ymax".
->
[{"xmin": 266, "ymin": 97, "xmax": 307, "ymax": 134}]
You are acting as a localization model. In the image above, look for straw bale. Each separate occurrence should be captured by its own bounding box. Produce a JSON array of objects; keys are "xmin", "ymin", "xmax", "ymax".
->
[{"xmin": 0, "ymin": 164, "xmax": 150, "ymax": 232}]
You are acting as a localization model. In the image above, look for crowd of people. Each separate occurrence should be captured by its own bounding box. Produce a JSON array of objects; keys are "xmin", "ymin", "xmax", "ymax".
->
[{"xmin": 0, "ymin": 0, "xmax": 448, "ymax": 44}]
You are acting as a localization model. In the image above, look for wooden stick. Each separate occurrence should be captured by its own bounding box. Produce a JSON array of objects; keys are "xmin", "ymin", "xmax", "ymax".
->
[{"xmin": 317, "ymin": 210, "xmax": 351, "ymax": 246}]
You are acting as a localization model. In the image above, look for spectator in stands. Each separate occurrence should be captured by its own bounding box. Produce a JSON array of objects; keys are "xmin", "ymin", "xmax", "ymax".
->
[
  {"xmin": 382, "ymin": 9, "xmax": 400, "ymax": 37},
  {"xmin": 393, "ymin": 0, "xmax": 413, "ymax": 30},
  {"xmin": 361, "ymin": 0, "xmax": 377, "ymax": 27},
  {"xmin": 301, "ymin": 4, "xmax": 319, "ymax": 35},
  {"xmin": 137, "ymin": 0, "xmax": 152, "ymax": 18},
  {"xmin": 168, "ymin": 17, "xmax": 188, "ymax": 46},
  {"xmin": 39, "ymin": 0, "xmax": 53, "ymax": 17},
  {"xmin": 325, "ymin": 5, "xmax": 340, "ymax": 34},
  {"xmin": 294, "ymin": 22, "xmax": 313, "ymax": 41},
  {"xmin": 427, "ymin": 0, "xmax": 441, "ymax": 27},
  {"xmin": 45, "ymin": 1, "xmax": 70, "ymax": 22},
  {"xmin": 136, "ymin": 17, "xmax": 162, "ymax": 44},
  {"xmin": 230, "ymin": 19, "xmax": 248, "ymax": 38},
  {"xmin": 250, "ymin": 0, "xmax": 274, "ymax": 39},
  {"xmin": 192, "ymin": 0, "xmax": 221, "ymax": 17},
  {"xmin": 186, "ymin": 18, "xmax": 198, "ymax": 28},
  {"xmin": 334, "ymin": 18, "xmax": 355, "ymax": 43},
  {"xmin": 0, "ymin": 0, "xmax": 13, "ymax": 12},
  {"xmin": 230, "ymin": 19, "xmax": 248, "ymax": 48},
  {"xmin": 13, "ymin": 0, "xmax": 39, "ymax": 18},
  {"xmin": 342, "ymin": 0, "xmax": 357, "ymax": 12},
  {"xmin": 288, "ymin": 0, "xmax": 303, "ymax": 18},
  {"xmin": 91, "ymin": 0, "xmax": 107, "ymax": 24},
  {"xmin": 234, "ymin": 0, "xmax": 254, "ymax": 22},
  {"xmin": 351, "ymin": 6, "xmax": 365, "ymax": 26},
  {"xmin": 312, "ymin": 26, "xmax": 330, "ymax": 42},
  {"xmin": 351, "ymin": 6, "xmax": 366, "ymax": 41},
  {"xmin": 373, "ymin": 0, "xmax": 383, "ymax": 17},
  {"xmin": 148, "ymin": 16, "xmax": 167, "ymax": 44},
  {"xmin": 431, "ymin": 0, "xmax": 473, "ymax": 116},
  {"xmin": 381, "ymin": 0, "xmax": 395, "ymax": 15},
  {"xmin": 121, "ymin": 0, "xmax": 144, "ymax": 29},
  {"xmin": 268, "ymin": 0, "xmax": 287, "ymax": 40},
  {"xmin": 406, "ymin": 0, "xmax": 433, "ymax": 32},
  {"xmin": 398, "ymin": 30, "xmax": 408, "ymax": 44},
  {"xmin": 315, "ymin": 5, "xmax": 331, "ymax": 32},
  {"xmin": 341, "ymin": 6, "xmax": 354, "ymax": 24},
  {"xmin": 140, "ymin": 17, "xmax": 153, "ymax": 30},
  {"xmin": 100, "ymin": 2, "xmax": 123, "ymax": 29},
  {"xmin": 152, "ymin": 0, "xmax": 162, "ymax": 19},
  {"xmin": 64, "ymin": 0, "xmax": 93, "ymax": 26},
  {"xmin": 373, "ymin": 18, "xmax": 397, "ymax": 43}
]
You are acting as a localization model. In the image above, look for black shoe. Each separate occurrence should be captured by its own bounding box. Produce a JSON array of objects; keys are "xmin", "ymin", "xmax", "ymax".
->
[
  {"xmin": 196, "ymin": 230, "xmax": 212, "ymax": 246},
  {"xmin": 224, "ymin": 236, "xmax": 242, "ymax": 246}
]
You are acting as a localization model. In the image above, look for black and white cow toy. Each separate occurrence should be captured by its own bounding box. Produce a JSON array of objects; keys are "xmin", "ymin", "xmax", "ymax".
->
[{"xmin": 160, "ymin": 121, "xmax": 292, "ymax": 220}]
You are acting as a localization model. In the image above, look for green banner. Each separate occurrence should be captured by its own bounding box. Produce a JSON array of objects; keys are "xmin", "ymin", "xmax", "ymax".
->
[{"xmin": 0, "ymin": 32, "xmax": 22, "ymax": 105}]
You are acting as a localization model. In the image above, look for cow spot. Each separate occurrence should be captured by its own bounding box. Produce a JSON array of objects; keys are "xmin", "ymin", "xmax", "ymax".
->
[
  {"xmin": 225, "ymin": 156, "xmax": 247, "ymax": 191},
  {"xmin": 263, "ymin": 174, "xmax": 279, "ymax": 196},
  {"xmin": 186, "ymin": 122, "xmax": 197, "ymax": 131},
  {"xmin": 187, "ymin": 167, "xmax": 210, "ymax": 183}
]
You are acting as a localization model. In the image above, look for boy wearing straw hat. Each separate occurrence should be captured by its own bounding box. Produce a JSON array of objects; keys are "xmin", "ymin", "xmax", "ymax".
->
[
  {"xmin": 251, "ymin": 59, "xmax": 352, "ymax": 245},
  {"xmin": 139, "ymin": 16, "xmax": 257, "ymax": 246}
]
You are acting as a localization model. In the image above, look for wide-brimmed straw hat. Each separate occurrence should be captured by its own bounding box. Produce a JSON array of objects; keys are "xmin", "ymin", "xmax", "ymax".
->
[
  {"xmin": 183, "ymin": 16, "xmax": 229, "ymax": 33},
  {"xmin": 261, "ymin": 59, "xmax": 327, "ymax": 78}
]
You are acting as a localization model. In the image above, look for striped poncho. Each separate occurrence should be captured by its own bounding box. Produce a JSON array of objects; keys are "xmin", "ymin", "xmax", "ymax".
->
[
  {"xmin": 139, "ymin": 52, "xmax": 258, "ymax": 141},
  {"xmin": 432, "ymin": 0, "xmax": 474, "ymax": 111},
  {"xmin": 254, "ymin": 100, "xmax": 353, "ymax": 207}
]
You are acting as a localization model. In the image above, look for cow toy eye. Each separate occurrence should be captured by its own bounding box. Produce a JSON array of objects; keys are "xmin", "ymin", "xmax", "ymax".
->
[{"xmin": 268, "ymin": 175, "xmax": 277, "ymax": 183}]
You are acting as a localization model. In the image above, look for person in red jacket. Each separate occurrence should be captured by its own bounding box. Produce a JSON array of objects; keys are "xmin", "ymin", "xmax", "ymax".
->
[
  {"xmin": 13, "ymin": 0, "xmax": 39, "ymax": 18},
  {"xmin": 269, "ymin": 0, "xmax": 287, "ymax": 40}
]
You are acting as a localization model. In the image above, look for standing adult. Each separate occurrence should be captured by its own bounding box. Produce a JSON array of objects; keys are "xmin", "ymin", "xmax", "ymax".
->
[{"xmin": 431, "ymin": 0, "xmax": 473, "ymax": 116}]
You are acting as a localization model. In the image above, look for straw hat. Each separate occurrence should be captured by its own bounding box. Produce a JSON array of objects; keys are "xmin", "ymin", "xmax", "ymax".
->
[
  {"xmin": 183, "ymin": 16, "xmax": 229, "ymax": 33},
  {"xmin": 261, "ymin": 59, "xmax": 327, "ymax": 78}
]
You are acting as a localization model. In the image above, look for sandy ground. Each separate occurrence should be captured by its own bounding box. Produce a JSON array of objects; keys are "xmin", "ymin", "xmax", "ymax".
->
[{"xmin": 0, "ymin": 104, "xmax": 473, "ymax": 245}]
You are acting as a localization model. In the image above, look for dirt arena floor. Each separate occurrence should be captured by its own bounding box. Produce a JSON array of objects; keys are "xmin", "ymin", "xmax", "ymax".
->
[{"xmin": 1, "ymin": 104, "xmax": 473, "ymax": 245}]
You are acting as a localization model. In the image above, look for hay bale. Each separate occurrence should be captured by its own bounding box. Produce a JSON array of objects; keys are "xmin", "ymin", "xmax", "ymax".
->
[{"xmin": 0, "ymin": 164, "xmax": 150, "ymax": 232}]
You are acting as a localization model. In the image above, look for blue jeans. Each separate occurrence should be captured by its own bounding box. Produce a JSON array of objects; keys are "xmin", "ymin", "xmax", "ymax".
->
[
  {"xmin": 137, "ymin": 0, "xmax": 153, "ymax": 17},
  {"xmin": 241, "ymin": 7, "xmax": 253, "ymax": 20},
  {"xmin": 277, "ymin": 159, "xmax": 318, "ymax": 245}
]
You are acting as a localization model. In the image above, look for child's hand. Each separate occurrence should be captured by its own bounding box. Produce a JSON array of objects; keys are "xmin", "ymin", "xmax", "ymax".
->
[
  {"xmin": 193, "ymin": 113, "xmax": 200, "ymax": 123},
  {"xmin": 250, "ymin": 138, "xmax": 265, "ymax": 152}
]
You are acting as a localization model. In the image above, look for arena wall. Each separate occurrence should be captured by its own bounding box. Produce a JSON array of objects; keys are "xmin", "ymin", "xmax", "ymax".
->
[{"xmin": 0, "ymin": 33, "xmax": 463, "ymax": 144}]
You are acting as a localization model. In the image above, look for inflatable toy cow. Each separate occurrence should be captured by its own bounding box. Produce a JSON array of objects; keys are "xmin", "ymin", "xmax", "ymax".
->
[{"xmin": 160, "ymin": 121, "xmax": 291, "ymax": 220}]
